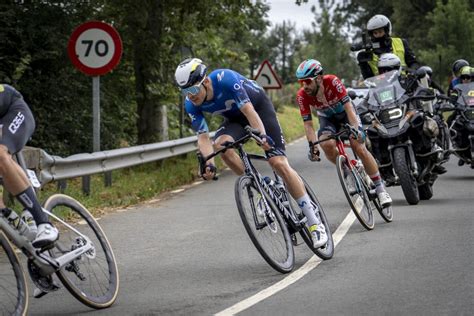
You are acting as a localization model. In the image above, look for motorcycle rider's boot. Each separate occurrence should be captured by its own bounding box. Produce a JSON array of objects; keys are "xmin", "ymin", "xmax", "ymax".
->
[{"xmin": 432, "ymin": 165, "xmax": 447, "ymax": 174}]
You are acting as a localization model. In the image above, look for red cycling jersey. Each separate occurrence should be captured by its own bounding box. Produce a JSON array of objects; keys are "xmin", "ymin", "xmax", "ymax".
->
[{"xmin": 296, "ymin": 74, "xmax": 350, "ymax": 120}]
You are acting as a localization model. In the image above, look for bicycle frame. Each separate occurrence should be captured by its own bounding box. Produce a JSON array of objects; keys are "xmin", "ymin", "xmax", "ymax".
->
[
  {"xmin": 0, "ymin": 151, "xmax": 95, "ymax": 276},
  {"xmin": 0, "ymin": 207, "xmax": 94, "ymax": 275},
  {"xmin": 240, "ymin": 147, "xmax": 306, "ymax": 231},
  {"xmin": 200, "ymin": 129, "xmax": 306, "ymax": 232}
]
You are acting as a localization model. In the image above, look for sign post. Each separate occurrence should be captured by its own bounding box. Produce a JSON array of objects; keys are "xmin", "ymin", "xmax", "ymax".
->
[
  {"xmin": 68, "ymin": 21, "xmax": 122, "ymax": 152},
  {"xmin": 68, "ymin": 21, "xmax": 122, "ymax": 194}
]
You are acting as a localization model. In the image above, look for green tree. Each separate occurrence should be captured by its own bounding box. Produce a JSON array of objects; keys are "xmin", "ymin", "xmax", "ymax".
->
[
  {"xmin": 296, "ymin": 0, "xmax": 359, "ymax": 82},
  {"xmin": 419, "ymin": 0, "xmax": 474, "ymax": 87}
]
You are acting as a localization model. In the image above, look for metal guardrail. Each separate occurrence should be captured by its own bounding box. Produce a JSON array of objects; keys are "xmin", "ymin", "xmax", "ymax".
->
[{"xmin": 23, "ymin": 133, "xmax": 214, "ymax": 187}]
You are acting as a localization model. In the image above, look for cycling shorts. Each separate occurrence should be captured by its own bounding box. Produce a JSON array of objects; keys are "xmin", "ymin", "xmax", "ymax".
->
[{"xmin": 0, "ymin": 101, "xmax": 35, "ymax": 154}]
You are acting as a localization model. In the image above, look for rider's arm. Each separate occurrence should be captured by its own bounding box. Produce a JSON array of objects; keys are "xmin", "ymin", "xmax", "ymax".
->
[
  {"xmin": 198, "ymin": 133, "xmax": 215, "ymax": 166},
  {"xmin": 343, "ymin": 100, "xmax": 361, "ymax": 129},
  {"xmin": 303, "ymin": 120, "xmax": 317, "ymax": 143},
  {"xmin": 240, "ymin": 102, "xmax": 267, "ymax": 135}
]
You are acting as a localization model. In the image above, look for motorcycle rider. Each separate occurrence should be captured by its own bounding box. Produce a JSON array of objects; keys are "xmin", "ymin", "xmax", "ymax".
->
[
  {"xmin": 448, "ymin": 59, "xmax": 469, "ymax": 96},
  {"xmin": 448, "ymin": 65, "xmax": 473, "ymax": 166},
  {"xmin": 357, "ymin": 14, "xmax": 419, "ymax": 79},
  {"xmin": 376, "ymin": 54, "xmax": 447, "ymax": 174}
]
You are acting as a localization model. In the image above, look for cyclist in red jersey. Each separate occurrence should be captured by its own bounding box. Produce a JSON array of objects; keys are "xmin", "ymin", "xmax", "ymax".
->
[{"xmin": 295, "ymin": 59, "xmax": 392, "ymax": 207}]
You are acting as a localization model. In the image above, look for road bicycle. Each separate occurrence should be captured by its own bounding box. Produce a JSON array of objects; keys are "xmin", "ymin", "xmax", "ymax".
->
[
  {"xmin": 314, "ymin": 124, "xmax": 393, "ymax": 231},
  {"xmin": 198, "ymin": 126, "xmax": 334, "ymax": 273},
  {"xmin": 0, "ymin": 151, "xmax": 119, "ymax": 316}
]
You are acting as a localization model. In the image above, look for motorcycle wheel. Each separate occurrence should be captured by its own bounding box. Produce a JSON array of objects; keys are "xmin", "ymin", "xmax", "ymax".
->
[
  {"xmin": 418, "ymin": 183, "xmax": 433, "ymax": 200},
  {"xmin": 393, "ymin": 147, "xmax": 420, "ymax": 205}
]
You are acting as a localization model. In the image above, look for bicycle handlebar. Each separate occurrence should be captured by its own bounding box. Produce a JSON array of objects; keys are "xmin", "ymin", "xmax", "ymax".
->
[
  {"xmin": 312, "ymin": 124, "xmax": 357, "ymax": 145},
  {"xmin": 197, "ymin": 126, "xmax": 267, "ymax": 179}
]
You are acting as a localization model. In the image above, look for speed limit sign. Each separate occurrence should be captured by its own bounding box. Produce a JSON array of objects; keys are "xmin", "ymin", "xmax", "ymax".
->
[{"xmin": 68, "ymin": 21, "xmax": 122, "ymax": 76}]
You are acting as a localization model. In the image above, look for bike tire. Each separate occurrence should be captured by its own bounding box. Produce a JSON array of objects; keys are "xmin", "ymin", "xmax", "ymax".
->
[
  {"xmin": 43, "ymin": 194, "xmax": 119, "ymax": 309},
  {"xmin": 296, "ymin": 177, "xmax": 334, "ymax": 260},
  {"xmin": 336, "ymin": 155, "xmax": 375, "ymax": 230},
  {"xmin": 0, "ymin": 231, "xmax": 28, "ymax": 316},
  {"xmin": 372, "ymin": 196, "xmax": 394, "ymax": 222},
  {"xmin": 235, "ymin": 175, "xmax": 295, "ymax": 273},
  {"xmin": 393, "ymin": 147, "xmax": 419, "ymax": 205}
]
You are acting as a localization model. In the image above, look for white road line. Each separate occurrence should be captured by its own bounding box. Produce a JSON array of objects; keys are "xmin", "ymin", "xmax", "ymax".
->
[{"xmin": 215, "ymin": 211, "xmax": 356, "ymax": 316}]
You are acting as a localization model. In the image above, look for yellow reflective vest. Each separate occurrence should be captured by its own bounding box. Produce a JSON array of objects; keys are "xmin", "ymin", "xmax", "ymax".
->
[{"xmin": 368, "ymin": 38, "xmax": 407, "ymax": 76}]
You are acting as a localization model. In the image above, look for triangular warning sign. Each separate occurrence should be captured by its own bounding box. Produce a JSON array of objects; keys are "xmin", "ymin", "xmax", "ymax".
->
[{"xmin": 254, "ymin": 60, "xmax": 282, "ymax": 89}]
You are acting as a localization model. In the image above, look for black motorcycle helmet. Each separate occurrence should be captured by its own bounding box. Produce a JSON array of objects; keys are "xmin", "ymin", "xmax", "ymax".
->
[{"xmin": 452, "ymin": 59, "xmax": 469, "ymax": 77}]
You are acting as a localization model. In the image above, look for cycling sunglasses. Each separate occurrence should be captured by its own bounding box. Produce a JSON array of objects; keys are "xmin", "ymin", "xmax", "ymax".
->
[
  {"xmin": 460, "ymin": 75, "xmax": 471, "ymax": 81},
  {"xmin": 180, "ymin": 76, "xmax": 206, "ymax": 96},
  {"xmin": 298, "ymin": 76, "xmax": 318, "ymax": 85}
]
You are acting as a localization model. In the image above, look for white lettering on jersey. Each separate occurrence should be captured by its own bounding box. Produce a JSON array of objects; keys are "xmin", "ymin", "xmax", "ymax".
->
[{"xmin": 8, "ymin": 112, "xmax": 24, "ymax": 134}]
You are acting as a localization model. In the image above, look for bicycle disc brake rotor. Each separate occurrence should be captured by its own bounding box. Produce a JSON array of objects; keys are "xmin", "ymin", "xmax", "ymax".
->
[
  {"xmin": 73, "ymin": 237, "xmax": 96, "ymax": 259},
  {"xmin": 265, "ymin": 211, "xmax": 278, "ymax": 233}
]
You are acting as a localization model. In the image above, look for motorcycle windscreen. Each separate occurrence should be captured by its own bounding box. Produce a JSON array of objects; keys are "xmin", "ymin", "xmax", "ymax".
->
[
  {"xmin": 455, "ymin": 82, "xmax": 474, "ymax": 110},
  {"xmin": 364, "ymin": 70, "xmax": 406, "ymax": 110}
]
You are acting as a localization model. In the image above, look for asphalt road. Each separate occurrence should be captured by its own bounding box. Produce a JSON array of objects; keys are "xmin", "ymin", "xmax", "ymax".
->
[{"xmin": 29, "ymin": 138, "xmax": 474, "ymax": 315}]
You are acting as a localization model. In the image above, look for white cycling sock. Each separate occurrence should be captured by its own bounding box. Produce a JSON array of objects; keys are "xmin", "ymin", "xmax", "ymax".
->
[{"xmin": 296, "ymin": 194, "xmax": 321, "ymax": 227}]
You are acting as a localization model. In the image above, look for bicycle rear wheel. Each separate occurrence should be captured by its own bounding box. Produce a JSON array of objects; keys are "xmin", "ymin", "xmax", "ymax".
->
[
  {"xmin": 43, "ymin": 194, "xmax": 119, "ymax": 309},
  {"xmin": 0, "ymin": 231, "xmax": 28, "ymax": 316},
  {"xmin": 293, "ymin": 177, "xmax": 334, "ymax": 260},
  {"xmin": 235, "ymin": 175, "xmax": 295, "ymax": 273},
  {"xmin": 336, "ymin": 155, "xmax": 375, "ymax": 230}
]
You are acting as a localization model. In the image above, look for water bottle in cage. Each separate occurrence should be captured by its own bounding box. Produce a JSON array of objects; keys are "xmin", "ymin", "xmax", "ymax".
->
[{"xmin": 275, "ymin": 179, "xmax": 290, "ymax": 206}]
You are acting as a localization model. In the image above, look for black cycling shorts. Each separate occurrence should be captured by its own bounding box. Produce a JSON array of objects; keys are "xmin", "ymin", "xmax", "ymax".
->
[
  {"xmin": 214, "ymin": 94, "xmax": 286, "ymax": 158},
  {"xmin": 317, "ymin": 112, "xmax": 350, "ymax": 138},
  {"xmin": 0, "ymin": 101, "xmax": 35, "ymax": 154}
]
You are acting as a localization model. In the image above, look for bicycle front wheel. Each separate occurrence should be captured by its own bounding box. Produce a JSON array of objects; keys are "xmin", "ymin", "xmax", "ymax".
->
[
  {"xmin": 235, "ymin": 175, "xmax": 295, "ymax": 273},
  {"xmin": 43, "ymin": 194, "xmax": 119, "ymax": 309},
  {"xmin": 0, "ymin": 231, "xmax": 28, "ymax": 316},
  {"xmin": 336, "ymin": 155, "xmax": 375, "ymax": 230}
]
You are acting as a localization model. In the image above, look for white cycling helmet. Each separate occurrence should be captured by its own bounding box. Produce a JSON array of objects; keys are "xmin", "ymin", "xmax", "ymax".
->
[
  {"xmin": 367, "ymin": 14, "xmax": 391, "ymax": 36},
  {"xmin": 378, "ymin": 53, "xmax": 401, "ymax": 73},
  {"xmin": 174, "ymin": 58, "xmax": 207, "ymax": 89}
]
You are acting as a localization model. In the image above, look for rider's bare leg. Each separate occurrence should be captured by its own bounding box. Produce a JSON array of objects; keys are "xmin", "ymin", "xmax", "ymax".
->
[
  {"xmin": 214, "ymin": 135, "xmax": 245, "ymax": 175},
  {"xmin": 0, "ymin": 145, "xmax": 48, "ymax": 224}
]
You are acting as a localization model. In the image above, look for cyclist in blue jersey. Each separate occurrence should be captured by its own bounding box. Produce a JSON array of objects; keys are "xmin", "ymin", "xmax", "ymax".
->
[
  {"xmin": 0, "ymin": 84, "xmax": 58, "ymax": 248},
  {"xmin": 174, "ymin": 58, "xmax": 328, "ymax": 248}
]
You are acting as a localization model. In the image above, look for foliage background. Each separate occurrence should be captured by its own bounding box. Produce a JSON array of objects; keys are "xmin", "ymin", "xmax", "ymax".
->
[{"xmin": 0, "ymin": 0, "xmax": 472, "ymax": 156}]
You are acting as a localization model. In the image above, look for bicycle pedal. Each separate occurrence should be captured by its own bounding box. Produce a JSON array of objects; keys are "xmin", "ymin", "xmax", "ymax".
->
[{"xmin": 38, "ymin": 242, "xmax": 56, "ymax": 252}]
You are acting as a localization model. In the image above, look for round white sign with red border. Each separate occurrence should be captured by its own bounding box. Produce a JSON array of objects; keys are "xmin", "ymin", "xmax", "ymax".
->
[{"xmin": 68, "ymin": 21, "xmax": 122, "ymax": 76}]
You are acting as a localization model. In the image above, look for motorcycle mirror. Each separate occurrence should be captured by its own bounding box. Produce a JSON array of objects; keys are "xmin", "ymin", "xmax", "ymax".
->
[{"xmin": 348, "ymin": 90, "xmax": 358, "ymax": 100}]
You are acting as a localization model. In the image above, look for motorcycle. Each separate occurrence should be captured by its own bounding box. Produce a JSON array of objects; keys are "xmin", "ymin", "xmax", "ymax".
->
[
  {"xmin": 353, "ymin": 70, "xmax": 444, "ymax": 205},
  {"xmin": 444, "ymin": 82, "xmax": 474, "ymax": 168}
]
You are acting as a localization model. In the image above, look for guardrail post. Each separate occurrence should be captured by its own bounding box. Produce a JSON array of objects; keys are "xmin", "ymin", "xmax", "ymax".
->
[
  {"xmin": 82, "ymin": 176, "xmax": 91, "ymax": 195},
  {"xmin": 57, "ymin": 180, "xmax": 67, "ymax": 193},
  {"xmin": 104, "ymin": 171, "xmax": 112, "ymax": 187}
]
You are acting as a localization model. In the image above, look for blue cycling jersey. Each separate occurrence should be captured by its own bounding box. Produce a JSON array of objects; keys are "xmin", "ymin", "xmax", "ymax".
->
[{"xmin": 185, "ymin": 69, "xmax": 263, "ymax": 134}]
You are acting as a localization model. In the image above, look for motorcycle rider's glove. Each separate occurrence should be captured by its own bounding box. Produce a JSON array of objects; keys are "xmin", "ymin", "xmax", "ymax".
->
[{"xmin": 308, "ymin": 141, "xmax": 321, "ymax": 161}]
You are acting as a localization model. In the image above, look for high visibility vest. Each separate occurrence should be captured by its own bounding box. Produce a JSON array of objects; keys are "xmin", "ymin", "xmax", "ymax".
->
[{"xmin": 368, "ymin": 37, "xmax": 407, "ymax": 76}]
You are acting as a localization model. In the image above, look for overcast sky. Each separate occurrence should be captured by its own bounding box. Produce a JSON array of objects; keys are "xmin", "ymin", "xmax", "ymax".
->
[{"xmin": 265, "ymin": 0, "xmax": 316, "ymax": 31}]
